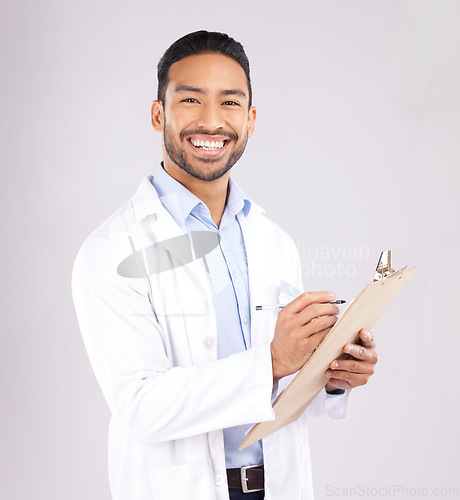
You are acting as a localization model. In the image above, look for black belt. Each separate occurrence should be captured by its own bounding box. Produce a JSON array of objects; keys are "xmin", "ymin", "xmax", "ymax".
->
[{"xmin": 227, "ymin": 464, "xmax": 264, "ymax": 493}]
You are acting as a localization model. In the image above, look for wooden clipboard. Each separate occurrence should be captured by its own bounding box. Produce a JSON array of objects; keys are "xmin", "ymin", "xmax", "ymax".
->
[{"xmin": 239, "ymin": 254, "xmax": 418, "ymax": 450}]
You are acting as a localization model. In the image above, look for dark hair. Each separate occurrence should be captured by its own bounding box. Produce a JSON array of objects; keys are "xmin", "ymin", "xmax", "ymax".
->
[{"xmin": 157, "ymin": 30, "xmax": 252, "ymax": 107}]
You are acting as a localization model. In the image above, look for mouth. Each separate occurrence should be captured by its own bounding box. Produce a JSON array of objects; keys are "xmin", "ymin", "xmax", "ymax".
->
[{"xmin": 186, "ymin": 134, "xmax": 231, "ymax": 156}]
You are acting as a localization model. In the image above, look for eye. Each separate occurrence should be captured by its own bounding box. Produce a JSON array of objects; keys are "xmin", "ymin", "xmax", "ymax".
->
[
  {"xmin": 181, "ymin": 98, "xmax": 199, "ymax": 103},
  {"xmin": 223, "ymin": 100, "xmax": 240, "ymax": 106}
]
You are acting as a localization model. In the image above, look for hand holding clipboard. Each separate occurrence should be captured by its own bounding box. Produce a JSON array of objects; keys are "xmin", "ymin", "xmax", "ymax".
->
[{"xmin": 240, "ymin": 251, "xmax": 418, "ymax": 450}]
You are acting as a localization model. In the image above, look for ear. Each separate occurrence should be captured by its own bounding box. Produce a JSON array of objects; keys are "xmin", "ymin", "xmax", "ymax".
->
[
  {"xmin": 151, "ymin": 100, "xmax": 164, "ymax": 132},
  {"xmin": 247, "ymin": 106, "xmax": 257, "ymax": 138}
]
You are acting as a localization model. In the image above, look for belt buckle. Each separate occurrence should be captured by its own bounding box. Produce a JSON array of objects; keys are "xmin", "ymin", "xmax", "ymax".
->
[{"xmin": 240, "ymin": 464, "xmax": 263, "ymax": 493}]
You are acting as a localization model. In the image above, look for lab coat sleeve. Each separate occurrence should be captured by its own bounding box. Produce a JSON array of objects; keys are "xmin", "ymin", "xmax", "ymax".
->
[
  {"xmin": 71, "ymin": 235, "xmax": 276, "ymax": 446},
  {"xmin": 306, "ymin": 389, "xmax": 351, "ymax": 420}
]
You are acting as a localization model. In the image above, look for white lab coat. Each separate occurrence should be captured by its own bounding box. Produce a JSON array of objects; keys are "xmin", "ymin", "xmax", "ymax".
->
[{"xmin": 72, "ymin": 175, "xmax": 350, "ymax": 500}]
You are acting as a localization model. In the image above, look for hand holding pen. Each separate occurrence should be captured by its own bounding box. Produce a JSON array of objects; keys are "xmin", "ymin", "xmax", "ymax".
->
[{"xmin": 269, "ymin": 291, "xmax": 341, "ymax": 382}]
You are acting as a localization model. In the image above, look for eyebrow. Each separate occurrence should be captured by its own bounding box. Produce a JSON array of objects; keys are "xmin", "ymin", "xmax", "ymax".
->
[
  {"xmin": 174, "ymin": 85, "xmax": 247, "ymax": 99},
  {"xmin": 221, "ymin": 88, "xmax": 247, "ymax": 99}
]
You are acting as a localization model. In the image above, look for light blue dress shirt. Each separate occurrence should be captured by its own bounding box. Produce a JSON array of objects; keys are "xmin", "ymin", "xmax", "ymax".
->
[{"xmin": 151, "ymin": 165, "xmax": 263, "ymax": 468}]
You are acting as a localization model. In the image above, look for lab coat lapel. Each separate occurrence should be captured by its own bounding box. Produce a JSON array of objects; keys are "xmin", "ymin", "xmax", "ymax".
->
[
  {"xmin": 238, "ymin": 203, "xmax": 275, "ymax": 349},
  {"xmin": 131, "ymin": 176, "xmax": 213, "ymax": 294},
  {"xmin": 131, "ymin": 177, "xmax": 216, "ymax": 365}
]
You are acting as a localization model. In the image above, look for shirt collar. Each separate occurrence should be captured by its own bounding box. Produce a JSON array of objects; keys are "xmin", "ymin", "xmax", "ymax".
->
[
  {"xmin": 227, "ymin": 176, "xmax": 252, "ymax": 218},
  {"xmin": 131, "ymin": 165, "xmax": 264, "ymax": 225},
  {"xmin": 151, "ymin": 164, "xmax": 252, "ymax": 228},
  {"xmin": 152, "ymin": 163, "xmax": 203, "ymax": 227}
]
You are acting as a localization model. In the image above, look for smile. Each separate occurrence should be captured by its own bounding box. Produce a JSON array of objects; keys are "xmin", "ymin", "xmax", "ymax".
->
[{"xmin": 189, "ymin": 138, "xmax": 226, "ymax": 151}]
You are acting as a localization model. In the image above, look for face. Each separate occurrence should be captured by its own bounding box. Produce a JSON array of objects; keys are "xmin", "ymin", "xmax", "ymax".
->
[{"xmin": 152, "ymin": 53, "xmax": 256, "ymax": 182}]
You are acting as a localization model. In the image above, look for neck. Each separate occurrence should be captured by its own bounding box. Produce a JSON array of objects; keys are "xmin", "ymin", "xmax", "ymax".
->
[{"xmin": 162, "ymin": 160, "xmax": 229, "ymax": 228}]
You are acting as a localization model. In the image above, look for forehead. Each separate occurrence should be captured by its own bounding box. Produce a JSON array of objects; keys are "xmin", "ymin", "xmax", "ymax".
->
[{"xmin": 166, "ymin": 53, "xmax": 248, "ymax": 95}]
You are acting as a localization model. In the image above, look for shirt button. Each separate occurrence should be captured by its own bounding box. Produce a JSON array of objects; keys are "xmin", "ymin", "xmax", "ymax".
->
[
  {"xmin": 243, "ymin": 317, "xmax": 248, "ymax": 324},
  {"xmin": 203, "ymin": 337, "xmax": 215, "ymax": 349},
  {"xmin": 215, "ymin": 474, "xmax": 226, "ymax": 486}
]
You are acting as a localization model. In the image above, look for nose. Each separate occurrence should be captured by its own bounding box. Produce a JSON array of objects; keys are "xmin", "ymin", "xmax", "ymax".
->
[{"xmin": 196, "ymin": 101, "xmax": 225, "ymax": 131}]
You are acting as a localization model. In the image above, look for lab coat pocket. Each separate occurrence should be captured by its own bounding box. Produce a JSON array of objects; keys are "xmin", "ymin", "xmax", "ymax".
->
[
  {"xmin": 279, "ymin": 279, "xmax": 302, "ymax": 304},
  {"xmin": 148, "ymin": 458, "xmax": 216, "ymax": 499}
]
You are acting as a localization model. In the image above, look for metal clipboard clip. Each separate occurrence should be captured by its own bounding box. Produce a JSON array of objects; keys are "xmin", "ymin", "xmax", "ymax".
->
[{"xmin": 373, "ymin": 250, "xmax": 407, "ymax": 282}]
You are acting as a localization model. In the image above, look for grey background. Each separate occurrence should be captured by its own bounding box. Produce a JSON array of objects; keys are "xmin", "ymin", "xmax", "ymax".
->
[{"xmin": 1, "ymin": 1, "xmax": 459, "ymax": 499}]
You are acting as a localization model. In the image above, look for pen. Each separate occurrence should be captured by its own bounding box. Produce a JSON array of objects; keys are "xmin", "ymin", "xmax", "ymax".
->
[{"xmin": 255, "ymin": 300, "xmax": 346, "ymax": 311}]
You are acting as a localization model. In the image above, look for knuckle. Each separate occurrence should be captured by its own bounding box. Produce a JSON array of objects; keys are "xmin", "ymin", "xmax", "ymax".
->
[
  {"xmin": 296, "ymin": 327, "xmax": 309, "ymax": 342},
  {"xmin": 315, "ymin": 317, "xmax": 330, "ymax": 331},
  {"xmin": 278, "ymin": 307, "xmax": 288, "ymax": 320},
  {"xmin": 297, "ymin": 337, "xmax": 308, "ymax": 350},
  {"xmin": 308, "ymin": 303, "xmax": 321, "ymax": 317},
  {"xmin": 288, "ymin": 316, "xmax": 298, "ymax": 329},
  {"xmin": 276, "ymin": 314, "xmax": 286, "ymax": 328},
  {"xmin": 325, "ymin": 316, "xmax": 338, "ymax": 330},
  {"xmin": 301, "ymin": 336, "xmax": 315, "ymax": 351},
  {"xmin": 311, "ymin": 314, "xmax": 325, "ymax": 327},
  {"xmin": 283, "ymin": 316, "xmax": 295, "ymax": 331},
  {"xmin": 324, "ymin": 314, "xmax": 337, "ymax": 325}
]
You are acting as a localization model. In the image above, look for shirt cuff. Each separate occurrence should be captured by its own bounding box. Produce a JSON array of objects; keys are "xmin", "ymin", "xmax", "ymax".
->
[{"xmin": 326, "ymin": 389, "xmax": 346, "ymax": 395}]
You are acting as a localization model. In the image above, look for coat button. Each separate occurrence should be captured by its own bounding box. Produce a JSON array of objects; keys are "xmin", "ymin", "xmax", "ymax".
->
[
  {"xmin": 215, "ymin": 474, "xmax": 226, "ymax": 486},
  {"xmin": 203, "ymin": 337, "xmax": 215, "ymax": 349}
]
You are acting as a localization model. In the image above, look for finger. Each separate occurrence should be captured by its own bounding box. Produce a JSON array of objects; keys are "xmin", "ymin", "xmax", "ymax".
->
[
  {"xmin": 300, "ymin": 327, "xmax": 332, "ymax": 352},
  {"xmin": 301, "ymin": 314, "xmax": 338, "ymax": 338},
  {"xmin": 342, "ymin": 343, "xmax": 378, "ymax": 364},
  {"xmin": 328, "ymin": 360, "xmax": 375, "ymax": 375},
  {"xmin": 299, "ymin": 302, "xmax": 340, "ymax": 325},
  {"xmin": 358, "ymin": 329, "xmax": 377, "ymax": 349},
  {"xmin": 284, "ymin": 291, "xmax": 336, "ymax": 314},
  {"xmin": 325, "ymin": 370, "xmax": 369, "ymax": 387}
]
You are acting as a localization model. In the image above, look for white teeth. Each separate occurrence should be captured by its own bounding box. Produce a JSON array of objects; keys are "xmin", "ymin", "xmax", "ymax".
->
[{"xmin": 190, "ymin": 138, "xmax": 225, "ymax": 151}]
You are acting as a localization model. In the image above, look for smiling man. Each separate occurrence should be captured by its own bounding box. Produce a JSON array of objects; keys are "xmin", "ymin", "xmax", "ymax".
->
[
  {"xmin": 72, "ymin": 31, "xmax": 378, "ymax": 500},
  {"xmin": 157, "ymin": 53, "xmax": 253, "ymax": 181},
  {"xmin": 152, "ymin": 50, "xmax": 256, "ymax": 227}
]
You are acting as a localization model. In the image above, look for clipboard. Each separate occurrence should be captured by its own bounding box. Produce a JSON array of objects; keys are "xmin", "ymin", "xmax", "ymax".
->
[{"xmin": 239, "ymin": 251, "xmax": 418, "ymax": 450}]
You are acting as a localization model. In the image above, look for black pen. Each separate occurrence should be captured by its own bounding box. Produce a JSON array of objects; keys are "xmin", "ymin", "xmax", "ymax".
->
[{"xmin": 255, "ymin": 300, "xmax": 346, "ymax": 311}]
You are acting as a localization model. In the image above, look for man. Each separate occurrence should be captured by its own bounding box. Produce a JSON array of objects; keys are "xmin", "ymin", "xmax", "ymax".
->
[{"xmin": 72, "ymin": 31, "xmax": 378, "ymax": 500}]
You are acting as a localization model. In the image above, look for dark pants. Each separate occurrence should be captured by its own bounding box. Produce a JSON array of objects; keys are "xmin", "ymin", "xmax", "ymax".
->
[{"xmin": 229, "ymin": 490, "xmax": 265, "ymax": 500}]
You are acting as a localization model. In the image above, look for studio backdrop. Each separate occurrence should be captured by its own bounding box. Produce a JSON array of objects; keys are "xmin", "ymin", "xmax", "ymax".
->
[{"xmin": 1, "ymin": 1, "xmax": 459, "ymax": 499}]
